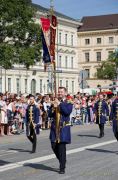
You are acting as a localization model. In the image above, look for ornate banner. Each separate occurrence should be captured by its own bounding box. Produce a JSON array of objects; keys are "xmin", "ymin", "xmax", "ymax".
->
[
  {"xmin": 50, "ymin": 15, "xmax": 57, "ymax": 61},
  {"xmin": 40, "ymin": 17, "xmax": 51, "ymax": 64}
]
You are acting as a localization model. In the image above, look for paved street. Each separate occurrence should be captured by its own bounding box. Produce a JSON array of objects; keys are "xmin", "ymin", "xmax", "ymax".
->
[{"xmin": 0, "ymin": 124, "xmax": 118, "ymax": 180}]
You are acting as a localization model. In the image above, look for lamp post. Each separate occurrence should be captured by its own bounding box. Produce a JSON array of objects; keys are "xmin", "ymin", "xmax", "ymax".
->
[
  {"xmin": 0, "ymin": 66, "xmax": 2, "ymax": 92},
  {"xmin": 4, "ymin": 69, "xmax": 6, "ymax": 93}
]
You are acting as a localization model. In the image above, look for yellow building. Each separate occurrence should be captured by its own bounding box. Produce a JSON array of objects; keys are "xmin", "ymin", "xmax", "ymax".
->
[{"xmin": 78, "ymin": 14, "xmax": 118, "ymax": 89}]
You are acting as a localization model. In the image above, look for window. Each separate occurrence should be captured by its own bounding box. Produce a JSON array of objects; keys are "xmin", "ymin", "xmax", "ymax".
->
[
  {"xmin": 85, "ymin": 39, "xmax": 90, "ymax": 45},
  {"xmin": 16, "ymin": 78, "xmax": 20, "ymax": 94},
  {"xmin": 40, "ymin": 79, "xmax": 42, "ymax": 93},
  {"xmin": 96, "ymin": 52, "xmax": 101, "ymax": 61},
  {"xmin": 109, "ymin": 37, "xmax": 114, "ymax": 43},
  {"xmin": 25, "ymin": 79, "xmax": 27, "ymax": 93},
  {"xmin": 71, "ymin": 57, "xmax": 74, "ymax": 68},
  {"xmin": 58, "ymin": 55, "xmax": 62, "ymax": 68},
  {"xmin": 60, "ymin": 80, "xmax": 62, "ymax": 86},
  {"xmin": 108, "ymin": 51, "xmax": 113, "ymax": 56},
  {"xmin": 85, "ymin": 52, "xmax": 90, "ymax": 62},
  {"xmin": 97, "ymin": 38, "xmax": 101, "ymax": 44},
  {"xmin": 65, "ymin": 34, "xmax": 67, "ymax": 45},
  {"xmin": 66, "ymin": 80, "xmax": 68, "ymax": 91},
  {"xmin": 65, "ymin": 56, "xmax": 68, "ymax": 68},
  {"xmin": 59, "ymin": 32, "xmax": 61, "ymax": 44},
  {"xmin": 71, "ymin": 34, "xmax": 73, "ymax": 46},
  {"xmin": 0, "ymin": 78, "xmax": 2, "ymax": 92},
  {"xmin": 31, "ymin": 79, "xmax": 36, "ymax": 95},
  {"xmin": 72, "ymin": 81, "xmax": 74, "ymax": 94},
  {"xmin": 85, "ymin": 69, "xmax": 90, "ymax": 79},
  {"xmin": 8, "ymin": 78, "xmax": 11, "ymax": 92}
]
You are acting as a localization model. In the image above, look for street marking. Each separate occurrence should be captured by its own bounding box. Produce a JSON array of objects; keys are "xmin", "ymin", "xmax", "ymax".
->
[
  {"xmin": 0, "ymin": 139, "xmax": 117, "ymax": 172},
  {"xmin": 0, "ymin": 150, "xmax": 18, "ymax": 157}
]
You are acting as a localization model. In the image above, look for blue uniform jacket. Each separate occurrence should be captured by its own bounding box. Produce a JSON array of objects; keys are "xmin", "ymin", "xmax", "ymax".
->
[
  {"xmin": 110, "ymin": 98, "xmax": 118, "ymax": 133},
  {"xmin": 26, "ymin": 104, "xmax": 40, "ymax": 124},
  {"xmin": 93, "ymin": 100, "xmax": 109, "ymax": 124},
  {"xmin": 26, "ymin": 104, "xmax": 40, "ymax": 135},
  {"xmin": 49, "ymin": 101, "xmax": 73, "ymax": 144}
]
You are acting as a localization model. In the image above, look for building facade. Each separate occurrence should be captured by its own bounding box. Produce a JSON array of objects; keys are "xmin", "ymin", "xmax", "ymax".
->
[
  {"xmin": 78, "ymin": 14, "xmax": 118, "ymax": 89},
  {"xmin": 0, "ymin": 4, "xmax": 81, "ymax": 95}
]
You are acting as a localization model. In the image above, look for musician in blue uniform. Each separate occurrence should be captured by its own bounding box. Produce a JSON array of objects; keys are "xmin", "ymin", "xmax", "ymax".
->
[
  {"xmin": 26, "ymin": 95, "xmax": 40, "ymax": 153},
  {"xmin": 110, "ymin": 97, "xmax": 118, "ymax": 140},
  {"xmin": 93, "ymin": 94, "xmax": 109, "ymax": 138},
  {"xmin": 49, "ymin": 87, "xmax": 73, "ymax": 174}
]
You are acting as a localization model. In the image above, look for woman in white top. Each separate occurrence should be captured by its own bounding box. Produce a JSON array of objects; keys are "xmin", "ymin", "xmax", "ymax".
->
[{"xmin": 0, "ymin": 94, "xmax": 7, "ymax": 136}]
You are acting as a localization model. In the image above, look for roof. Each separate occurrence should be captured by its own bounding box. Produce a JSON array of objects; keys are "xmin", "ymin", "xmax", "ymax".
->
[
  {"xmin": 78, "ymin": 14, "xmax": 118, "ymax": 32},
  {"xmin": 32, "ymin": 3, "xmax": 78, "ymax": 22}
]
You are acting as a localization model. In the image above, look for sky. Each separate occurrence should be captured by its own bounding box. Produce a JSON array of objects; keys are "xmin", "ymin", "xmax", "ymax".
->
[{"xmin": 32, "ymin": 0, "xmax": 118, "ymax": 19}]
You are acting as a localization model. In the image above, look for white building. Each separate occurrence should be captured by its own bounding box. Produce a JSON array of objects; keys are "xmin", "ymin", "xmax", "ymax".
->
[
  {"xmin": 0, "ymin": 3, "xmax": 81, "ymax": 95},
  {"xmin": 78, "ymin": 14, "xmax": 118, "ymax": 89}
]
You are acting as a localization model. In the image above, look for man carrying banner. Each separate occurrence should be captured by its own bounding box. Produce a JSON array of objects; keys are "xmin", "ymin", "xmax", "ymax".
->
[{"xmin": 49, "ymin": 87, "xmax": 73, "ymax": 174}]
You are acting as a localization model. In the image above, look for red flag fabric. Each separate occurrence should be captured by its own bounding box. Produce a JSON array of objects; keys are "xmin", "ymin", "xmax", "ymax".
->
[
  {"xmin": 40, "ymin": 17, "xmax": 50, "ymax": 32},
  {"xmin": 40, "ymin": 17, "xmax": 51, "ymax": 66}
]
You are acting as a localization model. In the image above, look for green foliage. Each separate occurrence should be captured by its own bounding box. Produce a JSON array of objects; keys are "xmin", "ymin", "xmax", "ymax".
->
[
  {"xmin": 0, "ymin": 44, "xmax": 14, "ymax": 69},
  {"xmin": 96, "ymin": 51, "xmax": 118, "ymax": 80},
  {"xmin": 0, "ymin": 0, "xmax": 42, "ymax": 69}
]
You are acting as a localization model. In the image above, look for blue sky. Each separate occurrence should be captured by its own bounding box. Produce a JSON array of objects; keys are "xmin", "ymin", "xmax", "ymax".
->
[{"xmin": 32, "ymin": 0, "xmax": 118, "ymax": 19}]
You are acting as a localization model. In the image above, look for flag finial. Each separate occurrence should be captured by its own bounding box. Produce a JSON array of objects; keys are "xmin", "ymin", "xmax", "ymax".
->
[{"xmin": 50, "ymin": 0, "xmax": 54, "ymax": 15}]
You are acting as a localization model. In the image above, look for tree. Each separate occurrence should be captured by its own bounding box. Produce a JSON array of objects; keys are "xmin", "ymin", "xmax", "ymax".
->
[
  {"xmin": 0, "ymin": 0, "xmax": 42, "ymax": 69},
  {"xmin": 96, "ymin": 50, "xmax": 118, "ymax": 80}
]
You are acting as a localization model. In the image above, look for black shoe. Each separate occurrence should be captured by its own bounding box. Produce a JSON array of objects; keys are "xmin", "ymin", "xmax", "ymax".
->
[
  {"xmin": 31, "ymin": 146, "xmax": 36, "ymax": 153},
  {"xmin": 99, "ymin": 134, "xmax": 102, "ymax": 138},
  {"xmin": 59, "ymin": 169, "xmax": 65, "ymax": 174}
]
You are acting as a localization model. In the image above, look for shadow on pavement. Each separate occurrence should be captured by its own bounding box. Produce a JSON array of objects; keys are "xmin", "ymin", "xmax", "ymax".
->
[
  {"xmin": 24, "ymin": 163, "xmax": 59, "ymax": 173},
  {"xmin": 78, "ymin": 134, "xmax": 98, "ymax": 138},
  {"xmin": 8, "ymin": 148, "xmax": 31, "ymax": 153},
  {"xmin": 0, "ymin": 160, "xmax": 11, "ymax": 166},
  {"xmin": 87, "ymin": 148, "xmax": 118, "ymax": 154}
]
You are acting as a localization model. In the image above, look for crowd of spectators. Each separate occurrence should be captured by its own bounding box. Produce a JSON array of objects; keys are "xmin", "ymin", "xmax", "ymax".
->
[{"xmin": 0, "ymin": 91, "xmax": 114, "ymax": 137}]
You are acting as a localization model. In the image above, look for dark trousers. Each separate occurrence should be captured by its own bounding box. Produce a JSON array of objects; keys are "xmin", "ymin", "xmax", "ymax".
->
[
  {"xmin": 51, "ymin": 142, "xmax": 66, "ymax": 170},
  {"xmin": 98, "ymin": 123, "xmax": 104, "ymax": 137},
  {"xmin": 27, "ymin": 124, "xmax": 37, "ymax": 152},
  {"xmin": 114, "ymin": 132, "xmax": 118, "ymax": 141}
]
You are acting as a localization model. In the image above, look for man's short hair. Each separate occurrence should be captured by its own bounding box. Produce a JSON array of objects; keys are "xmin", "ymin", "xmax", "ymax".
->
[{"xmin": 58, "ymin": 87, "xmax": 67, "ymax": 92}]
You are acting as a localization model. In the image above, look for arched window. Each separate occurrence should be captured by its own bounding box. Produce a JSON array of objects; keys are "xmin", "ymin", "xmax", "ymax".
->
[{"xmin": 31, "ymin": 79, "xmax": 36, "ymax": 95}]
